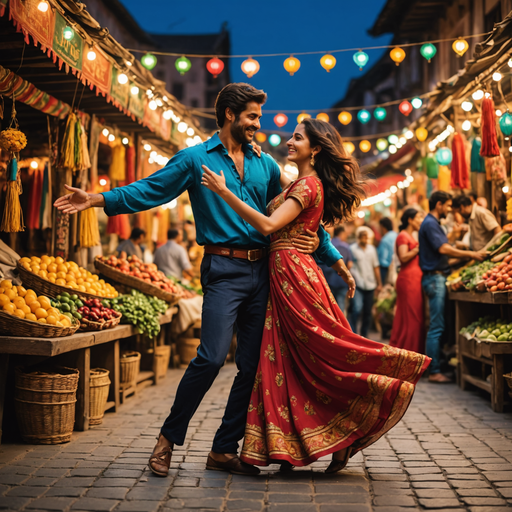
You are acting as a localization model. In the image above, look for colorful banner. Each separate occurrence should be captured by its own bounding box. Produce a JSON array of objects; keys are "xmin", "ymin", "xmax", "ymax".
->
[
  {"xmin": 159, "ymin": 115, "xmax": 171, "ymax": 142},
  {"xmin": 53, "ymin": 11, "xmax": 83, "ymax": 70},
  {"xmin": 82, "ymin": 43, "xmax": 111, "ymax": 95},
  {"xmin": 128, "ymin": 84, "xmax": 145, "ymax": 119},
  {"xmin": 143, "ymin": 100, "xmax": 161, "ymax": 134},
  {"xmin": 10, "ymin": 0, "xmax": 55, "ymax": 50},
  {"xmin": 110, "ymin": 67, "xmax": 129, "ymax": 109}
]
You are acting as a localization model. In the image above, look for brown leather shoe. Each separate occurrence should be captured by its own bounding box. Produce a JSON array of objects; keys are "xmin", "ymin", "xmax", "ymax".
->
[
  {"xmin": 148, "ymin": 437, "xmax": 173, "ymax": 477},
  {"xmin": 206, "ymin": 453, "xmax": 260, "ymax": 475}
]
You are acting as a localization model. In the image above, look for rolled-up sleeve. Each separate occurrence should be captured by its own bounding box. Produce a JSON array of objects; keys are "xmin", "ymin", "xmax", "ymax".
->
[
  {"xmin": 102, "ymin": 150, "xmax": 194, "ymax": 216},
  {"xmin": 314, "ymin": 226, "xmax": 343, "ymax": 267}
]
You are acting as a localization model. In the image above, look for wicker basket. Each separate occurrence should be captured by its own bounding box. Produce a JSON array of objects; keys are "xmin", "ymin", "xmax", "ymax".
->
[
  {"xmin": 0, "ymin": 309, "xmax": 79, "ymax": 338},
  {"xmin": 504, "ymin": 373, "xmax": 512, "ymax": 392},
  {"xmin": 120, "ymin": 351, "xmax": 140, "ymax": 387},
  {"xmin": 15, "ymin": 366, "xmax": 79, "ymax": 444},
  {"xmin": 94, "ymin": 258, "xmax": 183, "ymax": 304},
  {"xmin": 89, "ymin": 369, "xmax": 110, "ymax": 425},
  {"xmin": 154, "ymin": 345, "xmax": 171, "ymax": 380},
  {"xmin": 177, "ymin": 338, "xmax": 200, "ymax": 365},
  {"xmin": 79, "ymin": 311, "xmax": 122, "ymax": 332},
  {"xmin": 17, "ymin": 262, "xmax": 114, "ymax": 301}
]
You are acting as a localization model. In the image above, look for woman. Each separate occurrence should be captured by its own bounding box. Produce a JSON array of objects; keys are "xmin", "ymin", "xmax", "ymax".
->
[
  {"xmin": 389, "ymin": 209, "xmax": 425, "ymax": 354},
  {"xmin": 201, "ymin": 119, "xmax": 430, "ymax": 473}
]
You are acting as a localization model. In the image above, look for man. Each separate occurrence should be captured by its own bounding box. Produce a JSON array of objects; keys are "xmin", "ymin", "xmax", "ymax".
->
[
  {"xmin": 349, "ymin": 227, "xmax": 381, "ymax": 337},
  {"xmin": 116, "ymin": 227, "xmax": 145, "ymax": 260},
  {"xmin": 318, "ymin": 226, "xmax": 353, "ymax": 313},
  {"xmin": 153, "ymin": 228, "xmax": 193, "ymax": 280},
  {"xmin": 54, "ymin": 83, "xmax": 343, "ymax": 477},
  {"xmin": 377, "ymin": 217, "xmax": 397, "ymax": 285},
  {"xmin": 419, "ymin": 191, "xmax": 487, "ymax": 383},
  {"xmin": 452, "ymin": 195, "xmax": 500, "ymax": 251}
]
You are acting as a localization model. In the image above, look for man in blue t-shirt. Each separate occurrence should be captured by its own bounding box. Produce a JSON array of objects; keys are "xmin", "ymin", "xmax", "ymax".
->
[
  {"xmin": 419, "ymin": 191, "xmax": 486, "ymax": 383},
  {"xmin": 319, "ymin": 226, "xmax": 353, "ymax": 313}
]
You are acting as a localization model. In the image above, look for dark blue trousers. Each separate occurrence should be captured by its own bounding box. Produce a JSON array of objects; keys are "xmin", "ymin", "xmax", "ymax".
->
[{"xmin": 161, "ymin": 254, "xmax": 269, "ymax": 453}]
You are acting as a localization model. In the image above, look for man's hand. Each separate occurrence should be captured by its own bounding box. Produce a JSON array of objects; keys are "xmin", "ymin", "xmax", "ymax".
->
[
  {"xmin": 471, "ymin": 249, "xmax": 488, "ymax": 262},
  {"xmin": 374, "ymin": 285, "xmax": 382, "ymax": 297},
  {"xmin": 201, "ymin": 165, "xmax": 228, "ymax": 197},
  {"xmin": 292, "ymin": 229, "xmax": 319, "ymax": 254},
  {"xmin": 54, "ymin": 185, "xmax": 93, "ymax": 214},
  {"xmin": 252, "ymin": 143, "xmax": 262, "ymax": 158},
  {"xmin": 340, "ymin": 272, "xmax": 356, "ymax": 299}
]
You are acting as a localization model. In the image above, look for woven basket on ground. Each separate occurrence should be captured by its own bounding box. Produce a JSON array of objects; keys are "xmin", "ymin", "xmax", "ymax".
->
[
  {"xmin": 177, "ymin": 337, "xmax": 200, "ymax": 365},
  {"xmin": 15, "ymin": 366, "xmax": 79, "ymax": 444},
  {"xmin": 89, "ymin": 369, "xmax": 111, "ymax": 425},
  {"xmin": 17, "ymin": 262, "xmax": 115, "ymax": 301},
  {"xmin": 120, "ymin": 351, "xmax": 140, "ymax": 387},
  {"xmin": 79, "ymin": 311, "xmax": 122, "ymax": 332},
  {"xmin": 154, "ymin": 345, "xmax": 171, "ymax": 380},
  {"xmin": 0, "ymin": 309, "xmax": 79, "ymax": 338},
  {"xmin": 94, "ymin": 258, "xmax": 183, "ymax": 305}
]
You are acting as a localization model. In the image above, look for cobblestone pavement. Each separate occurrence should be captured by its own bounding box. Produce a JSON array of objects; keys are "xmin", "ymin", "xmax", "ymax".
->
[{"xmin": 1, "ymin": 364, "xmax": 512, "ymax": 512}]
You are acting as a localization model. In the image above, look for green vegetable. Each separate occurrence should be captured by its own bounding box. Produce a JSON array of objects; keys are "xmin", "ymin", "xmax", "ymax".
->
[
  {"xmin": 498, "ymin": 334, "xmax": 509, "ymax": 341},
  {"xmin": 487, "ymin": 334, "xmax": 497, "ymax": 341}
]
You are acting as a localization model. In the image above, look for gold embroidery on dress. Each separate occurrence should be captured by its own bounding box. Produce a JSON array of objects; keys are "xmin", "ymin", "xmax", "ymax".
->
[
  {"xmin": 295, "ymin": 330, "xmax": 309, "ymax": 343},
  {"xmin": 300, "ymin": 308, "xmax": 314, "ymax": 321},
  {"xmin": 264, "ymin": 345, "xmax": 276, "ymax": 362},
  {"xmin": 278, "ymin": 405, "xmax": 290, "ymax": 422},
  {"xmin": 253, "ymin": 371, "xmax": 262, "ymax": 391},
  {"xmin": 264, "ymin": 316, "xmax": 272, "ymax": 330},
  {"xmin": 346, "ymin": 350, "xmax": 369, "ymax": 365},
  {"xmin": 304, "ymin": 401, "xmax": 316, "ymax": 415},
  {"xmin": 322, "ymin": 331, "xmax": 335, "ymax": 342},
  {"xmin": 275, "ymin": 373, "xmax": 284, "ymax": 387},
  {"xmin": 281, "ymin": 281, "xmax": 293, "ymax": 296},
  {"xmin": 316, "ymin": 389, "xmax": 332, "ymax": 404}
]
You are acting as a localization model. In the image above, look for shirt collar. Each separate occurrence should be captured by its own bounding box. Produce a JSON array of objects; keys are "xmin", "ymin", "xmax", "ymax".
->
[
  {"xmin": 470, "ymin": 203, "xmax": 477, "ymax": 220},
  {"xmin": 427, "ymin": 212, "xmax": 441, "ymax": 225},
  {"xmin": 204, "ymin": 132, "xmax": 255, "ymax": 159}
]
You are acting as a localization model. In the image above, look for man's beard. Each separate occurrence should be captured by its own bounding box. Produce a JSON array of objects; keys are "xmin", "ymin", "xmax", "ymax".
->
[{"xmin": 230, "ymin": 118, "xmax": 254, "ymax": 144}]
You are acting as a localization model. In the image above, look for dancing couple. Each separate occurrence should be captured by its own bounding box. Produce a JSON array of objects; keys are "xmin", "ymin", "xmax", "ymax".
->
[{"xmin": 55, "ymin": 83, "xmax": 430, "ymax": 476}]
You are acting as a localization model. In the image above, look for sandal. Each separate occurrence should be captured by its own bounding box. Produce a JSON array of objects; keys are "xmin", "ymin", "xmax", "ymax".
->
[
  {"xmin": 325, "ymin": 446, "xmax": 352, "ymax": 474},
  {"xmin": 148, "ymin": 435, "xmax": 173, "ymax": 477}
]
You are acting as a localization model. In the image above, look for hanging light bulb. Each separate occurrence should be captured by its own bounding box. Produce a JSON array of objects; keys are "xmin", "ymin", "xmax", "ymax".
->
[
  {"xmin": 359, "ymin": 140, "xmax": 371, "ymax": 153},
  {"xmin": 255, "ymin": 132, "xmax": 267, "ymax": 143},
  {"xmin": 186, "ymin": 127, "xmax": 195, "ymax": 136},
  {"xmin": 405, "ymin": 130, "xmax": 414, "ymax": 139},
  {"xmin": 338, "ymin": 111, "xmax": 352, "ymax": 125},
  {"xmin": 269, "ymin": 134, "xmax": 281, "ymax": 147},
  {"xmin": 452, "ymin": 38, "xmax": 469, "ymax": 57},
  {"xmin": 175, "ymin": 56, "xmax": 192, "ymax": 75},
  {"xmin": 163, "ymin": 110, "xmax": 173, "ymax": 120},
  {"xmin": 390, "ymin": 47, "xmax": 406, "ymax": 66},
  {"xmin": 117, "ymin": 73, "xmax": 128, "ymax": 85},
  {"xmin": 156, "ymin": 99, "xmax": 163, "ymax": 107},
  {"xmin": 141, "ymin": 53, "xmax": 157, "ymax": 70},
  {"xmin": 399, "ymin": 101, "xmax": 413, "ymax": 116},
  {"xmin": 144, "ymin": 144, "xmax": 152, "ymax": 151},
  {"xmin": 352, "ymin": 51, "xmax": 369, "ymax": 70},
  {"xmin": 399, "ymin": 136, "xmax": 407, "ymax": 145},
  {"xmin": 320, "ymin": 54, "xmax": 336, "ymax": 72},
  {"xmin": 415, "ymin": 127, "xmax": 428, "ymax": 141},
  {"xmin": 63, "ymin": 26, "xmax": 74, "ymax": 41},
  {"xmin": 274, "ymin": 114, "xmax": 288, "ymax": 128},
  {"xmin": 388, "ymin": 134, "xmax": 399, "ymax": 145},
  {"xmin": 388, "ymin": 145, "xmax": 397, "ymax": 154},
  {"xmin": 499, "ymin": 112, "xmax": 512, "ymax": 136},
  {"xmin": 461, "ymin": 100, "xmax": 473, "ymax": 112},
  {"xmin": 148, "ymin": 100, "xmax": 157, "ymax": 110},
  {"xmin": 283, "ymin": 56, "xmax": 301, "ymax": 76},
  {"xmin": 343, "ymin": 142, "xmax": 355, "ymax": 154},
  {"xmin": 411, "ymin": 97, "xmax": 423, "ymax": 109},
  {"xmin": 420, "ymin": 43, "xmax": 437, "ymax": 62},
  {"xmin": 87, "ymin": 48, "xmax": 97, "ymax": 61},
  {"xmin": 357, "ymin": 109, "xmax": 371, "ymax": 124},
  {"xmin": 493, "ymin": 72, "xmax": 502, "ymax": 81},
  {"xmin": 102, "ymin": 128, "xmax": 109, "ymax": 137},
  {"xmin": 37, "ymin": 0, "xmax": 49, "ymax": 12},
  {"xmin": 472, "ymin": 89, "xmax": 484, "ymax": 101},
  {"xmin": 206, "ymin": 58, "xmax": 224, "ymax": 78},
  {"xmin": 30, "ymin": 160, "xmax": 38, "ymax": 169},
  {"xmin": 177, "ymin": 122, "xmax": 188, "ymax": 133},
  {"xmin": 108, "ymin": 134, "xmax": 115, "ymax": 142},
  {"xmin": 297, "ymin": 113, "xmax": 311, "ymax": 123},
  {"xmin": 122, "ymin": 137, "xmax": 129, "ymax": 145},
  {"xmin": 376, "ymin": 138, "xmax": 388, "ymax": 151},
  {"xmin": 496, "ymin": 109, "xmax": 503, "ymax": 117},
  {"xmin": 509, "ymin": 58, "xmax": 512, "ymax": 68},
  {"xmin": 131, "ymin": 85, "xmax": 139, "ymax": 96},
  {"xmin": 316, "ymin": 113, "xmax": 329, "ymax": 123},
  {"xmin": 374, "ymin": 107, "xmax": 387, "ymax": 121},
  {"xmin": 462, "ymin": 120, "xmax": 472, "ymax": 131},
  {"xmin": 241, "ymin": 58, "xmax": 260, "ymax": 78},
  {"xmin": 436, "ymin": 147, "xmax": 453, "ymax": 165}
]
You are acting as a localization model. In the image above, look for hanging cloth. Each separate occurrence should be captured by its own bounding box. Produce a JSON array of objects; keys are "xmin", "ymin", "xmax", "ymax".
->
[
  {"xmin": 480, "ymin": 97, "xmax": 501, "ymax": 157},
  {"xmin": 424, "ymin": 155, "xmax": 439, "ymax": 178},
  {"xmin": 42, "ymin": 162, "xmax": 52, "ymax": 229},
  {"xmin": 109, "ymin": 142, "xmax": 126, "ymax": 182},
  {"xmin": 124, "ymin": 144, "xmax": 136, "ymax": 185},
  {"xmin": 450, "ymin": 132, "xmax": 469, "ymax": 189},
  {"xmin": 470, "ymin": 138, "xmax": 485, "ymax": 173},
  {"xmin": 438, "ymin": 165, "xmax": 451, "ymax": 192}
]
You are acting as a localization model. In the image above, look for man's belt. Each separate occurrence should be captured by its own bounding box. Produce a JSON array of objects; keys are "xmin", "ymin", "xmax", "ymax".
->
[{"xmin": 204, "ymin": 245, "xmax": 269, "ymax": 262}]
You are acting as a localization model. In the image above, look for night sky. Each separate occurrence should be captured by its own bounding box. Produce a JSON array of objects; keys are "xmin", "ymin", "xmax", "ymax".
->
[{"xmin": 119, "ymin": 0, "xmax": 392, "ymax": 131}]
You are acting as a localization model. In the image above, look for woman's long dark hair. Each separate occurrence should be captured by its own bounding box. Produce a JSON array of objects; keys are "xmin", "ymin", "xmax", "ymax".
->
[
  {"xmin": 302, "ymin": 118, "xmax": 366, "ymax": 225},
  {"xmin": 399, "ymin": 208, "xmax": 419, "ymax": 231}
]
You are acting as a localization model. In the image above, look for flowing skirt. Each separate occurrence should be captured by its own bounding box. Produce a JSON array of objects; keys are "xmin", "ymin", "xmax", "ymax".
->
[{"xmin": 241, "ymin": 248, "xmax": 430, "ymax": 467}]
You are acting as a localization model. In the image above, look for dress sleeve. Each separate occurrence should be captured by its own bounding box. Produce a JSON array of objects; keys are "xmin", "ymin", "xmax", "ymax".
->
[{"xmin": 287, "ymin": 178, "xmax": 316, "ymax": 210}]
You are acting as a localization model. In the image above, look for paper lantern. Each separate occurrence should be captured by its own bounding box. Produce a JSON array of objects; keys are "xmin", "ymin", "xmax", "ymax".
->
[
  {"xmin": 359, "ymin": 140, "xmax": 371, "ymax": 153},
  {"xmin": 338, "ymin": 111, "xmax": 352, "ymax": 125},
  {"xmin": 297, "ymin": 113, "xmax": 311, "ymax": 123},
  {"xmin": 499, "ymin": 112, "xmax": 512, "ymax": 136},
  {"xmin": 388, "ymin": 134, "xmax": 399, "ymax": 145},
  {"xmin": 206, "ymin": 58, "xmax": 224, "ymax": 78},
  {"xmin": 343, "ymin": 142, "xmax": 355, "ymax": 154},
  {"xmin": 357, "ymin": 109, "xmax": 371, "ymax": 124},
  {"xmin": 269, "ymin": 134, "xmax": 281, "ymax": 147},
  {"xmin": 255, "ymin": 132, "xmax": 267, "ymax": 143},
  {"xmin": 320, "ymin": 54, "xmax": 336, "ymax": 72},
  {"xmin": 390, "ymin": 47, "xmax": 406, "ymax": 66},
  {"xmin": 316, "ymin": 113, "xmax": 329, "ymax": 123},
  {"xmin": 353, "ymin": 51, "xmax": 369, "ymax": 70},
  {"xmin": 141, "ymin": 53, "xmax": 157, "ymax": 70},
  {"xmin": 284, "ymin": 56, "xmax": 301, "ymax": 76},
  {"xmin": 175, "ymin": 56, "xmax": 191, "ymax": 75},
  {"xmin": 411, "ymin": 97, "xmax": 423, "ymax": 109},
  {"xmin": 420, "ymin": 43, "xmax": 437, "ymax": 62},
  {"xmin": 399, "ymin": 101, "xmax": 413, "ymax": 116},
  {"xmin": 376, "ymin": 138, "xmax": 388, "ymax": 151},
  {"xmin": 241, "ymin": 58, "xmax": 260, "ymax": 78},
  {"xmin": 374, "ymin": 107, "xmax": 387, "ymax": 121},
  {"xmin": 436, "ymin": 147, "xmax": 453, "ymax": 166},
  {"xmin": 274, "ymin": 113, "xmax": 288, "ymax": 128},
  {"xmin": 415, "ymin": 127, "xmax": 428, "ymax": 142},
  {"xmin": 63, "ymin": 26, "xmax": 74, "ymax": 40},
  {"xmin": 452, "ymin": 38, "xmax": 469, "ymax": 57}
]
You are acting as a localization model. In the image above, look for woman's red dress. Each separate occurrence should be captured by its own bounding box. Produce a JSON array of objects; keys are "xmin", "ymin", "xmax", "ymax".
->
[
  {"xmin": 241, "ymin": 176, "xmax": 430, "ymax": 467},
  {"xmin": 389, "ymin": 231, "xmax": 425, "ymax": 354}
]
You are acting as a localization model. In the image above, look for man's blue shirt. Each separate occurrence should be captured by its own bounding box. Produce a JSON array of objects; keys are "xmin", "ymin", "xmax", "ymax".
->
[
  {"xmin": 418, "ymin": 213, "xmax": 450, "ymax": 272},
  {"xmin": 377, "ymin": 230, "xmax": 398, "ymax": 268},
  {"xmin": 102, "ymin": 133, "xmax": 342, "ymax": 266}
]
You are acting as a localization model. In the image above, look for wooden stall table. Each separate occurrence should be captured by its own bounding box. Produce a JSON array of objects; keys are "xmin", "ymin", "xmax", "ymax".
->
[
  {"xmin": 0, "ymin": 307, "xmax": 177, "ymax": 443},
  {"xmin": 449, "ymin": 290, "xmax": 512, "ymax": 412}
]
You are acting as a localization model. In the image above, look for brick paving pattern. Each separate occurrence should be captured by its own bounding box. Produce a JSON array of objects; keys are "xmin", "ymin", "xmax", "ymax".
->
[{"xmin": 1, "ymin": 364, "xmax": 512, "ymax": 511}]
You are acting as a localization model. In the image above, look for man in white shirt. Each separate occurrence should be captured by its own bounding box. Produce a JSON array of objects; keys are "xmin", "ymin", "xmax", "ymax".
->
[
  {"xmin": 348, "ymin": 227, "xmax": 382, "ymax": 337},
  {"xmin": 153, "ymin": 229, "xmax": 193, "ymax": 280}
]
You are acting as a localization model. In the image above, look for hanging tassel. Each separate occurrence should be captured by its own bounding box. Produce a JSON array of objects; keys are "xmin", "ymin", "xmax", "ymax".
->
[
  {"xmin": 1, "ymin": 158, "xmax": 25, "ymax": 232},
  {"xmin": 480, "ymin": 97, "xmax": 501, "ymax": 157},
  {"xmin": 79, "ymin": 207, "xmax": 100, "ymax": 247},
  {"xmin": 80, "ymin": 124, "xmax": 91, "ymax": 171},
  {"xmin": 450, "ymin": 132, "xmax": 469, "ymax": 189},
  {"xmin": 74, "ymin": 119, "xmax": 83, "ymax": 172},
  {"xmin": 58, "ymin": 112, "xmax": 77, "ymax": 169}
]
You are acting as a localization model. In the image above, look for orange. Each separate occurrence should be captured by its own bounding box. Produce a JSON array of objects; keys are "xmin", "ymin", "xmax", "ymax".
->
[
  {"xmin": 0, "ymin": 294, "xmax": 10, "ymax": 307},
  {"xmin": 60, "ymin": 317, "xmax": 71, "ymax": 327},
  {"xmin": 65, "ymin": 274, "xmax": 76, "ymax": 282},
  {"xmin": 92, "ymin": 274, "xmax": 99, "ymax": 282},
  {"xmin": 29, "ymin": 301, "xmax": 42, "ymax": 313},
  {"xmin": 21, "ymin": 305, "xmax": 31, "ymax": 315},
  {"xmin": 46, "ymin": 315, "xmax": 58, "ymax": 325},
  {"xmin": 13, "ymin": 309, "xmax": 25, "ymax": 319},
  {"xmin": 49, "ymin": 277, "xmax": 56, "ymax": 284},
  {"xmin": 5, "ymin": 289, "xmax": 16, "ymax": 301},
  {"xmin": 24, "ymin": 291, "xmax": 37, "ymax": 305},
  {"xmin": 56, "ymin": 264, "xmax": 67, "ymax": 273},
  {"xmin": 39, "ymin": 263, "xmax": 48, "ymax": 271},
  {"xmin": 30, "ymin": 256, "xmax": 41, "ymax": 263},
  {"xmin": 25, "ymin": 313, "xmax": 37, "ymax": 322},
  {"xmin": 55, "ymin": 321, "xmax": 64, "ymax": 327},
  {"xmin": 55, "ymin": 279, "xmax": 67, "ymax": 286},
  {"xmin": 77, "ymin": 285, "xmax": 86, "ymax": 293},
  {"xmin": 19, "ymin": 257, "xmax": 31, "ymax": 265},
  {"xmin": 38, "ymin": 296, "xmax": 52, "ymax": 310},
  {"xmin": 3, "ymin": 303, "xmax": 16, "ymax": 314},
  {"xmin": 76, "ymin": 278, "xmax": 84, "ymax": 285},
  {"xmin": 0, "ymin": 280, "xmax": 12, "ymax": 290},
  {"xmin": 55, "ymin": 256, "xmax": 64, "ymax": 265},
  {"xmin": 13, "ymin": 297, "xmax": 26, "ymax": 309},
  {"xmin": 35, "ymin": 308, "xmax": 48, "ymax": 319},
  {"xmin": 38, "ymin": 318, "xmax": 47, "ymax": 324},
  {"xmin": 16, "ymin": 286, "xmax": 27, "ymax": 297},
  {"xmin": 38, "ymin": 270, "xmax": 48, "ymax": 279},
  {"xmin": 48, "ymin": 273, "xmax": 57, "ymax": 280},
  {"xmin": 56, "ymin": 271, "xmax": 67, "ymax": 280},
  {"xmin": 48, "ymin": 307, "xmax": 60, "ymax": 316},
  {"xmin": 30, "ymin": 265, "xmax": 40, "ymax": 273},
  {"xmin": 47, "ymin": 264, "xmax": 57, "ymax": 273}
]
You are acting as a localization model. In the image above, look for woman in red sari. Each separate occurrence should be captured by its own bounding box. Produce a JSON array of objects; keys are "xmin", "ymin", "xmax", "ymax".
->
[
  {"xmin": 201, "ymin": 119, "xmax": 430, "ymax": 473},
  {"xmin": 390, "ymin": 209, "xmax": 425, "ymax": 353}
]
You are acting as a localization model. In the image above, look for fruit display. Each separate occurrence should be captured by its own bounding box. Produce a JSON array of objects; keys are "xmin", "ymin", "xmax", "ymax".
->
[
  {"xmin": 96, "ymin": 255, "xmax": 182, "ymax": 295},
  {"xmin": 168, "ymin": 275, "xmax": 201, "ymax": 298},
  {"xmin": 0, "ymin": 279, "xmax": 76, "ymax": 327},
  {"xmin": 18, "ymin": 255, "xmax": 118, "ymax": 298},
  {"xmin": 482, "ymin": 253, "xmax": 512, "ymax": 292},
  {"xmin": 110, "ymin": 290, "xmax": 168, "ymax": 338},
  {"xmin": 461, "ymin": 316, "xmax": 512, "ymax": 342}
]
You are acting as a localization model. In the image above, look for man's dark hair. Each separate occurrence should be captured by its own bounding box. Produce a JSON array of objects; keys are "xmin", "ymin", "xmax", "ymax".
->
[
  {"xmin": 333, "ymin": 226, "xmax": 345, "ymax": 237},
  {"xmin": 130, "ymin": 227, "xmax": 145, "ymax": 240},
  {"xmin": 452, "ymin": 195, "xmax": 472, "ymax": 209},
  {"xmin": 379, "ymin": 217, "xmax": 393, "ymax": 232},
  {"xmin": 429, "ymin": 191, "xmax": 452, "ymax": 211},
  {"xmin": 215, "ymin": 83, "xmax": 267, "ymax": 128},
  {"xmin": 167, "ymin": 229, "xmax": 179, "ymax": 240},
  {"xmin": 469, "ymin": 191, "xmax": 478, "ymax": 201}
]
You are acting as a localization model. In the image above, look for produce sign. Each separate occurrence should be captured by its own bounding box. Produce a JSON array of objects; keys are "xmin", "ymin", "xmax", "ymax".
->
[
  {"xmin": 110, "ymin": 290, "xmax": 167, "ymax": 338},
  {"xmin": 461, "ymin": 316, "xmax": 512, "ymax": 342}
]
